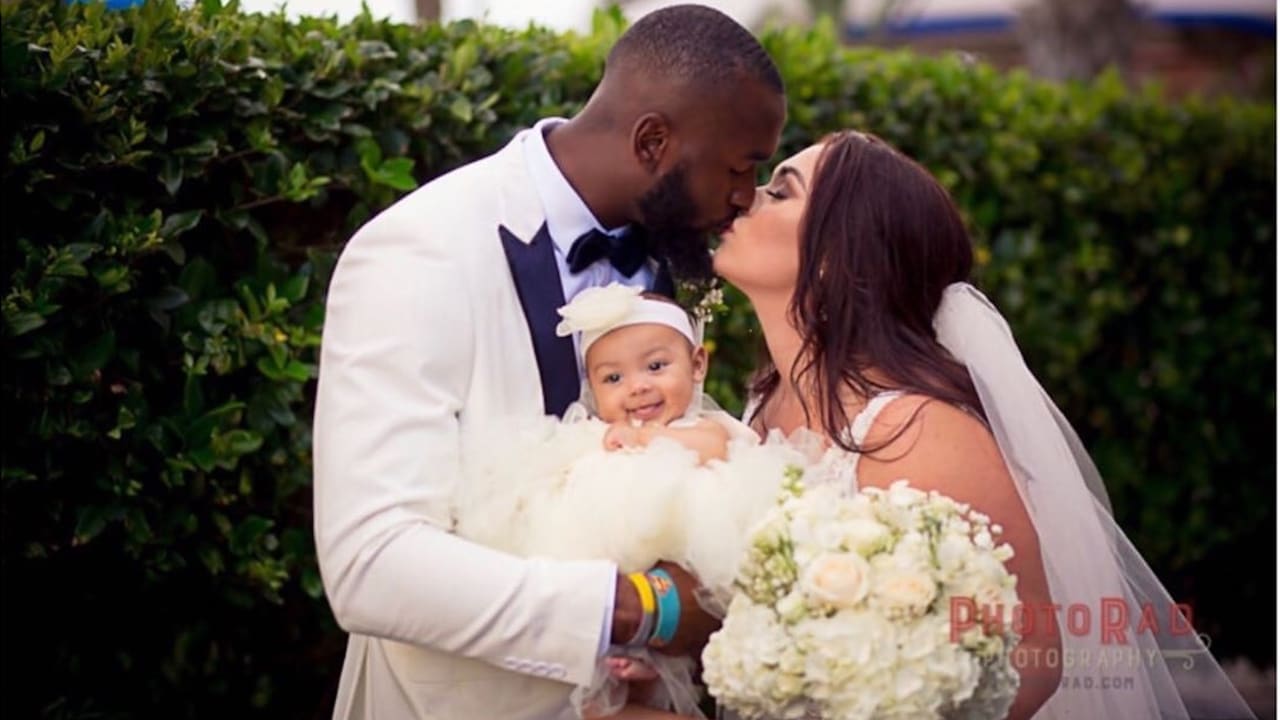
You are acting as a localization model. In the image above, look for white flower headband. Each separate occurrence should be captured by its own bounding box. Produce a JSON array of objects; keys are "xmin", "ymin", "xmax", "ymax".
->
[{"xmin": 555, "ymin": 284, "xmax": 698, "ymax": 358}]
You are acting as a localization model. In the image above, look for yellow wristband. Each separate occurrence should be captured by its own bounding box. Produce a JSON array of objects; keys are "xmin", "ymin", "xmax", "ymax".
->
[{"xmin": 627, "ymin": 572, "xmax": 656, "ymax": 614}]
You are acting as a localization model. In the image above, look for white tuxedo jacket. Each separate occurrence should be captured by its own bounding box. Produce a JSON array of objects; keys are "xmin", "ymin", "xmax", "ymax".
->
[{"xmin": 313, "ymin": 129, "xmax": 669, "ymax": 719}]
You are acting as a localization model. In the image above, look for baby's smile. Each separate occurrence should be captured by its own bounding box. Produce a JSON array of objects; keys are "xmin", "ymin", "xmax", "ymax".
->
[{"xmin": 626, "ymin": 400, "xmax": 666, "ymax": 423}]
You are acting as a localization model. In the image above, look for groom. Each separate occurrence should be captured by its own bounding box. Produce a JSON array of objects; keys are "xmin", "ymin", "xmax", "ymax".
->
[{"xmin": 312, "ymin": 5, "xmax": 787, "ymax": 719}]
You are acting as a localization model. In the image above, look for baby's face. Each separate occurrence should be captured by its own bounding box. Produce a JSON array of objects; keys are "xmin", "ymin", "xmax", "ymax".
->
[{"xmin": 585, "ymin": 323, "xmax": 707, "ymax": 426}]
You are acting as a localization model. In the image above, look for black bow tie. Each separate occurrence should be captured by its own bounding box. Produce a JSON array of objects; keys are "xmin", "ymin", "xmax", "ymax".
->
[{"xmin": 566, "ymin": 229, "xmax": 648, "ymax": 277}]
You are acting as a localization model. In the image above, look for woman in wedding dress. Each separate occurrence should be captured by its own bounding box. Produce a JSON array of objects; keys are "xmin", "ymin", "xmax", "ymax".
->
[{"xmin": 608, "ymin": 131, "xmax": 1254, "ymax": 719}]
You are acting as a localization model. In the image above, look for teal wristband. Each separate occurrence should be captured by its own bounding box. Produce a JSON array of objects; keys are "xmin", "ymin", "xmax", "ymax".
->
[{"xmin": 646, "ymin": 568, "xmax": 681, "ymax": 648}]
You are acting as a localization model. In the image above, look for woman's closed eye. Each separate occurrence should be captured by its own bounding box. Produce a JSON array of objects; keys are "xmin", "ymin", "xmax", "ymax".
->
[{"xmin": 764, "ymin": 188, "xmax": 785, "ymax": 200}]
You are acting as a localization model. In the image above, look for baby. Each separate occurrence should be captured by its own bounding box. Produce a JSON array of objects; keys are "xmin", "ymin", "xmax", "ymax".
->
[
  {"xmin": 557, "ymin": 284, "xmax": 743, "ymax": 464},
  {"xmin": 457, "ymin": 285, "xmax": 799, "ymax": 715},
  {"xmin": 558, "ymin": 283, "xmax": 749, "ymax": 704}
]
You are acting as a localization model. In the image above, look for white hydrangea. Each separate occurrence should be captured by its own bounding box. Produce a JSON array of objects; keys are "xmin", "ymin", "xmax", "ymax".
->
[{"xmin": 703, "ymin": 475, "xmax": 1021, "ymax": 720}]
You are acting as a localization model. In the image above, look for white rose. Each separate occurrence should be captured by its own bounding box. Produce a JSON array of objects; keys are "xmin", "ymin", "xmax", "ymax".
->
[
  {"xmin": 554, "ymin": 283, "xmax": 641, "ymax": 336},
  {"xmin": 802, "ymin": 552, "xmax": 871, "ymax": 609},
  {"xmin": 873, "ymin": 569, "xmax": 938, "ymax": 618}
]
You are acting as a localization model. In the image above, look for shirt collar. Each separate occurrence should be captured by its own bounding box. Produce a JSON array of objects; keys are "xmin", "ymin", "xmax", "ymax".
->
[{"xmin": 522, "ymin": 117, "xmax": 628, "ymax": 255}]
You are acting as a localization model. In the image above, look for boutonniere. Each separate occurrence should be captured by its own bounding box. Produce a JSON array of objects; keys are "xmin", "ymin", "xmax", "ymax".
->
[{"xmin": 676, "ymin": 278, "xmax": 727, "ymax": 325}]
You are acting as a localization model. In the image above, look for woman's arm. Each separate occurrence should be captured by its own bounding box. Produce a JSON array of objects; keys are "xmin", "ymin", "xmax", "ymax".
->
[{"xmin": 856, "ymin": 396, "xmax": 1063, "ymax": 720}]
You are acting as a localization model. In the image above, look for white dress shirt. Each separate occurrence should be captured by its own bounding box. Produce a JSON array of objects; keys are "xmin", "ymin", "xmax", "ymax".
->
[{"xmin": 523, "ymin": 117, "xmax": 655, "ymax": 377}]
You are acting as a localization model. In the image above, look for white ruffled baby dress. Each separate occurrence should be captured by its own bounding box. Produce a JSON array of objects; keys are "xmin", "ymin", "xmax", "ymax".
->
[{"xmin": 451, "ymin": 399, "xmax": 812, "ymax": 718}]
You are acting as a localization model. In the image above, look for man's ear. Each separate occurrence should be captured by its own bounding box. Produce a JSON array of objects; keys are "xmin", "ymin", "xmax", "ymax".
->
[
  {"xmin": 691, "ymin": 345, "xmax": 709, "ymax": 383},
  {"xmin": 631, "ymin": 112, "xmax": 671, "ymax": 174}
]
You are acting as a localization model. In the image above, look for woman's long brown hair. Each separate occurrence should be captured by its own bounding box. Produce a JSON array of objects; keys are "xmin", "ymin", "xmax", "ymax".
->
[{"xmin": 749, "ymin": 131, "xmax": 984, "ymax": 453}]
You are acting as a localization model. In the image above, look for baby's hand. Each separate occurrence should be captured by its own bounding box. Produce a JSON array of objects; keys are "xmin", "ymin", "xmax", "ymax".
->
[
  {"xmin": 604, "ymin": 422, "xmax": 648, "ymax": 451},
  {"xmin": 605, "ymin": 655, "xmax": 659, "ymax": 682}
]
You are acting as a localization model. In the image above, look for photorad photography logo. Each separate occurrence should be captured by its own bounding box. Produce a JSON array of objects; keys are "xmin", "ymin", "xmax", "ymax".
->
[{"xmin": 949, "ymin": 596, "xmax": 1218, "ymax": 690}]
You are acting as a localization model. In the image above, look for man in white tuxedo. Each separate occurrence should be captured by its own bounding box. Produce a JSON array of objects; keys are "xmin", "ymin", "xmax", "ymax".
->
[{"xmin": 312, "ymin": 5, "xmax": 787, "ymax": 718}]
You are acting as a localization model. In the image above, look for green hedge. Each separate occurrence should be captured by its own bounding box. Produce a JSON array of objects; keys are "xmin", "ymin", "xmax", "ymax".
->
[{"xmin": 1, "ymin": 2, "xmax": 1273, "ymax": 717}]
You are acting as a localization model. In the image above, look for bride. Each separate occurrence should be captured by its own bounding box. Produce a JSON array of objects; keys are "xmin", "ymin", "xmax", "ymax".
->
[{"xmin": 607, "ymin": 131, "xmax": 1255, "ymax": 719}]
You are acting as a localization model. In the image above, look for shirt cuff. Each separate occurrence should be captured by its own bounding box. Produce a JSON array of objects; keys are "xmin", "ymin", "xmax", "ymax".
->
[{"xmin": 597, "ymin": 562, "xmax": 617, "ymax": 657}]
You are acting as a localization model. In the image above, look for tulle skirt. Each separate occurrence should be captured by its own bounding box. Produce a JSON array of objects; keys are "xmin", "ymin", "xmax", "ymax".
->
[{"xmin": 452, "ymin": 413, "xmax": 811, "ymax": 717}]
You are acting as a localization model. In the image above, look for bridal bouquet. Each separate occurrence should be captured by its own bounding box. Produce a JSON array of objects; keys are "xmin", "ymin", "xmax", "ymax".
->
[{"xmin": 702, "ymin": 471, "xmax": 1022, "ymax": 720}]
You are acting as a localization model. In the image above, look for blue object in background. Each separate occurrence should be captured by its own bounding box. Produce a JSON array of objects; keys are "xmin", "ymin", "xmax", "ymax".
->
[
  {"xmin": 66, "ymin": 0, "xmax": 145, "ymax": 7},
  {"xmin": 68, "ymin": 0, "xmax": 191, "ymax": 8}
]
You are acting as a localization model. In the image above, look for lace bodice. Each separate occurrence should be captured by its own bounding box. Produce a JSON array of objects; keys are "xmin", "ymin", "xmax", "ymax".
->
[
  {"xmin": 814, "ymin": 391, "xmax": 903, "ymax": 490},
  {"xmin": 743, "ymin": 392, "xmax": 904, "ymax": 490}
]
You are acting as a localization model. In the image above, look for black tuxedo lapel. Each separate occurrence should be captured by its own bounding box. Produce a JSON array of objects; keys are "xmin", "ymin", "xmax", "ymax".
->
[{"xmin": 499, "ymin": 223, "xmax": 579, "ymax": 417}]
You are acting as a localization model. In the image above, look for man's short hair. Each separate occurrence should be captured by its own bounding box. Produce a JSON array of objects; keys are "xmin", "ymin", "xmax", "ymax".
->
[{"xmin": 607, "ymin": 4, "xmax": 784, "ymax": 94}]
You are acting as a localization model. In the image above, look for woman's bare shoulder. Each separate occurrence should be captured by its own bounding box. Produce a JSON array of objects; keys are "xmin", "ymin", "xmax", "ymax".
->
[{"xmin": 858, "ymin": 393, "xmax": 1008, "ymax": 495}]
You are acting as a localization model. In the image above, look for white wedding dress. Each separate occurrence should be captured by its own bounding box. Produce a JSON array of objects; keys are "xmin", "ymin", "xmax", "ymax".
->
[
  {"xmin": 746, "ymin": 376, "xmax": 1256, "ymax": 720},
  {"xmin": 770, "ymin": 282, "xmax": 1265, "ymax": 720}
]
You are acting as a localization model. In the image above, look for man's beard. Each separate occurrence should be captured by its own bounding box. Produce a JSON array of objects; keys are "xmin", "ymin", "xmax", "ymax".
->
[{"xmin": 636, "ymin": 163, "xmax": 715, "ymax": 284}]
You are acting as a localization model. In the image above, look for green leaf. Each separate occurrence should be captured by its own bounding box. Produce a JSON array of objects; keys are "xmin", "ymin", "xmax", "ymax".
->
[
  {"xmin": 47, "ymin": 250, "xmax": 88, "ymax": 278},
  {"xmin": 161, "ymin": 210, "xmax": 202, "ymax": 238},
  {"xmin": 449, "ymin": 96, "xmax": 473, "ymax": 123},
  {"xmin": 94, "ymin": 264, "xmax": 130, "ymax": 290},
  {"xmin": 255, "ymin": 355, "xmax": 286, "ymax": 381},
  {"xmin": 199, "ymin": 545, "xmax": 225, "ymax": 574},
  {"xmin": 355, "ymin": 137, "xmax": 383, "ymax": 167},
  {"xmin": 74, "ymin": 331, "xmax": 116, "ymax": 377},
  {"xmin": 148, "ymin": 285, "xmax": 190, "ymax": 311},
  {"xmin": 183, "ymin": 370, "xmax": 205, "ymax": 413},
  {"xmin": 374, "ymin": 157, "xmax": 416, "ymax": 191},
  {"xmin": 48, "ymin": 364, "xmax": 71, "ymax": 386},
  {"xmin": 5, "ymin": 310, "xmax": 46, "ymax": 336},
  {"xmin": 159, "ymin": 156, "xmax": 183, "ymax": 195},
  {"xmin": 450, "ymin": 40, "xmax": 479, "ymax": 80},
  {"xmin": 179, "ymin": 258, "xmax": 217, "ymax": 300},
  {"xmin": 188, "ymin": 447, "xmax": 217, "ymax": 473},
  {"xmin": 73, "ymin": 506, "xmax": 116, "ymax": 546},
  {"xmin": 204, "ymin": 400, "xmax": 247, "ymax": 420},
  {"xmin": 176, "ymin": 138, "xmax": 218, "ymax": 157},
  {"xmin": 66, "ymin": 242, "xmax": 99, "ymax": 263},
  {"xmin": 161, "ymin": 240, "xmax": 186, "ymax": 265},
  {"xmin": 231, "ymin": 515, "xmax": 274, "ymax": 554},
  {"xmin": 224, "ymin": 429, "xmax": 263, "ymax": 456},
  {"xmin": 280, "ymin": 274, "xmax": 309, "ymax": 302},
  {"xmin": 281, "ymin": 360, "xmax": 313, "ymax": 382},
  {"xmin": 301, "ymin": 565, "xmax": 324, "ymax": 599}
]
